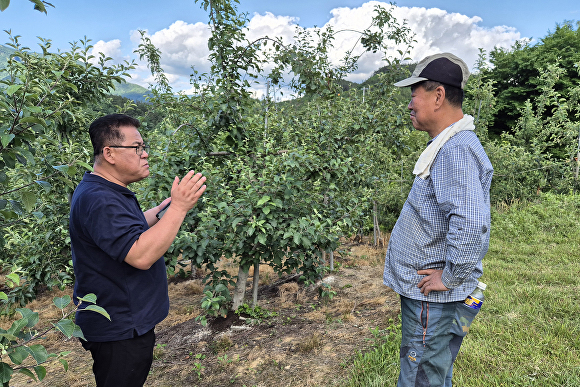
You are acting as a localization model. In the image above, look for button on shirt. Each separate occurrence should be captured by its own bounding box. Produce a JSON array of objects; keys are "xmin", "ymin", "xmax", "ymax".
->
[{"xmin": 383, "ymin": 130, "xmax": 493, "ymax": 303}]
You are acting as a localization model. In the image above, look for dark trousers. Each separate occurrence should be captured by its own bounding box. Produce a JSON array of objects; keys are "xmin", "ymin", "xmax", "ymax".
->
[{"xmin": 81, "ymin": 329, "xmax": 156, "ymax": 387}]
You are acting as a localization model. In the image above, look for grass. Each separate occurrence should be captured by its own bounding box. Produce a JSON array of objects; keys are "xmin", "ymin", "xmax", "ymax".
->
[{"xmin": 342, "ymin": 193, "xmax": 580, "ymax": 386}]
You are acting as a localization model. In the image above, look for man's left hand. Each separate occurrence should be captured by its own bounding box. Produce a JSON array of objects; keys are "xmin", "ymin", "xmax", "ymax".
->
[{"xmin": 417, "ymin": 269, "xmax": 449, "ymax": 296}]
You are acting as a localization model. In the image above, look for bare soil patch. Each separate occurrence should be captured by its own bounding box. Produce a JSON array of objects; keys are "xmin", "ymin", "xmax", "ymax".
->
[{"xmin": 6, "ymin": 241, "xmax": 400, "ymax": 387}]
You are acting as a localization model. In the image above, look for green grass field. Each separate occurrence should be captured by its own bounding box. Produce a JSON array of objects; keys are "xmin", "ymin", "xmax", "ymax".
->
[{"xmin": 343, "ymin": 193, "xmax": 580, "ymax": 386}]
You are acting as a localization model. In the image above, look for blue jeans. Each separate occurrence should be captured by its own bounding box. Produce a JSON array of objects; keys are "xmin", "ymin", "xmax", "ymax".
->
[{"xmin": 397, "ymin": 296, "xmax": 479, "ymax": 387}]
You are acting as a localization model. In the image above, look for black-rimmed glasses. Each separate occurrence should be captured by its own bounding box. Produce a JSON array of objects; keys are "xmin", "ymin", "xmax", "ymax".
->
[{"xmin": 106, "ymin": 144, "xmax": 150, "ymax": 156}]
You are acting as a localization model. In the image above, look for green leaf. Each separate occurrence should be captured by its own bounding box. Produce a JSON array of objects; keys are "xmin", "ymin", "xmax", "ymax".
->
[
  {"xmin": 0, "ymin": 0, "xmax": 10, "ymax": 12},
  {"xmin": 0, "ymin": 332, "xmax": 20, "ymax": 341},
  {"xmin": 35, "ymin": 180, "xmax": 51, "ymax": 193},
  {"xmin": 24, "ymin": 344, "xmax": 49, "ymax": 364},
  {"xmin": 16, "ymin": 308, "xmax": 39, "ymax": 327},
  {"xmin": 6, "ymin": 273, "xmax": 19, "ymax": 286},
  {"xmin": 58, "ymin": 358, "xmax": 69, "ymax": 372},
  {"xmin": 18, "ymin": 367, "xmax": 37, "ymax": 381},
  {"xmin": 231, "ymin": 217, "xmax": 244, "ymax": 228},
  {"xmin": 29, "ymin": 0, "xmax": 48, "ymax": 13},
  {"xmin": 6, "ymin": 84, "xmax": 22, "ymax": 96},
  {"xmin": 21, "ymin": 191, "xmax": 36, "ymax": 212},
  {"xmin": 83, "ymin": 305, "xmax": 111, "ymax": 320},
  {"xmin": 19, "ymin": 116, "xmax": 46, "ymax": 128},
  {"xmin": 0, "ymin": 292, "xmax": 7, "ymax": 301},
  {"xmin": 293, "ymin": 233, "xmax": 301, "ymax": 245},
  {"xmin": 34, "ymin": 365, "xmax": 46, "ymax": 380},
  {"xmin": 257, "ymin": 195, "xmax": 270, "ymax": 206},
  {"xmin": 0, "ymin": 362, "xmax": 13, "ymax": 383},
  {"xmin": 8, "ymin": 318, "xmax": 28, "ymax": 335},
  {"xmin": 53, "ymin": 295, "xmax": 71, "ymax": 309},
  {"xmin": 72, "ymin": 324, "xmax": 86, "ymax": 341},
  {"xmin": 1, "ymin": 133, "xmax": 15, "ymax": 147},
  {"xmin": 8, "ymin": 200, "xmax": 24, "ymax": 214},
  {"xmin": 262, "ymin": 206, "xmax": 271, "ymax": 215},
  {"xmin": 66, "ymin": 165, "xmax": 77, "ymax": 177},
  {"xmin": 52, "ymin": 165, "xmax": 69, "ymax": 173},
  {"xmin": 15, "ymin": 152, "xmax": 27, "ymax": 166},
  {"xmin": 54, "ymin": 319, "xmax": 75, "ymax": 338},
  {"xmin": 77, "ymin": 293, "xmax": 97, "ymax": 304},
  {"xmin": 8, "ymin": 346, "xmax": 29, "ymax": 365},
  {"xmin": 75, "ymin": 161, "xmax": 93, "ymax": 172}
]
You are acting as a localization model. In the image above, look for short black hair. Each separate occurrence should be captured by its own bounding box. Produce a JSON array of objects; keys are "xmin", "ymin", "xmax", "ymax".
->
[
  {"xmin": 412, "ymin": 80, "xmax": 464, "ymax": 108},
  {"xmin": 89, "ymin": 114, "xmax": 141, "ymax": 158}
]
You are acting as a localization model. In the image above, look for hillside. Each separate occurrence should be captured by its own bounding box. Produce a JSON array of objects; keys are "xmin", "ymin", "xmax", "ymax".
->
[{"xmin": 109, "ymin": 81, "xmax": 151, "ymax": 102}]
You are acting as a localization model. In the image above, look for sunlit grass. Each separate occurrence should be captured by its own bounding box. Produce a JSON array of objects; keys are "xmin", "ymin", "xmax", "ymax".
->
[{"xmin": 342, "ymin": 193, "xmax": 580, "ymax": 386}]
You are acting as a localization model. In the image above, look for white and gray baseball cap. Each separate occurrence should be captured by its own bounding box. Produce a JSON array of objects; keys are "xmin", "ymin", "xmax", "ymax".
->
[{"xmin": 394, "ymin": 53, "xmax": 470, "ymax": 89}]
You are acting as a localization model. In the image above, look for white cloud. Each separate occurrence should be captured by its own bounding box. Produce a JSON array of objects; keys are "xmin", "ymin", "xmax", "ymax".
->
[
  {"xmin": 322, "ymin": 2, "xmax": 522, "ymax": 82},
  {"xmin": 88, "ymin": 39, "xmax": 124, "ymax": 65},
  {"xmin": 124, "ymin": 1, "xmax": 523, "ymax": 92},
  {"xmin": 390, "ymin": 6, "xmax": 521, "ymax": 70}
]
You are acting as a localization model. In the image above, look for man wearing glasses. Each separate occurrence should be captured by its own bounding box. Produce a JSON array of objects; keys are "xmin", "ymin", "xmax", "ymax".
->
[{"xmin": 69, "ymin": 114, "xmax": 207, "ymax": 387}]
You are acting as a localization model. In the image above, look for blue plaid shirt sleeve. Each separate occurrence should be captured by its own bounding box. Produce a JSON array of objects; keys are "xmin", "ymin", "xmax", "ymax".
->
[{"xmin": 431, "ymin": 142, "xmax": 491, "ymax": 289}]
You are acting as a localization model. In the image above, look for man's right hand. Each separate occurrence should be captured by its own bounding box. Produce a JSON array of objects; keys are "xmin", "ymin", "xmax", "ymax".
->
[
  {"xmin": 169, "ymin": 171, "xmax": 207, "ymax": 214},
  {"xmin": 125, "ymin": 171, "xmax": 207, "ymax": 270}
]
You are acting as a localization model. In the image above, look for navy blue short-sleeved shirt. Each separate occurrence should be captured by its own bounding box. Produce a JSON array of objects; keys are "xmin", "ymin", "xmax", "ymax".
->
[{"xmin": 70, "ymin": 172, "xmax": 169, "ymax": 342}]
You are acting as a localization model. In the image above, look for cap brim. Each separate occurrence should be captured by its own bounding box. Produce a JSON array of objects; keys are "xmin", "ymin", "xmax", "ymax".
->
[{"xmin": 393, "ymin": 76, "xmax": 428, "ymax": 87}]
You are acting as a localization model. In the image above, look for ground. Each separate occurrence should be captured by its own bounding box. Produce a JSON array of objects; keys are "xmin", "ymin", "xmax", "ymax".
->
[{"xmin": 5, "ymin": 241, "xmax": 400, "ymax": 387}]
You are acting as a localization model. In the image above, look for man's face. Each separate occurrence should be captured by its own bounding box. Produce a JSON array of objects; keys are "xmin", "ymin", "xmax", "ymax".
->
[
  {"xmin": 110, "ymin": 125, "xmax": 150, "ymax": 185},
  {"xmin": 407, "ymin": 84, "xmax": 438, "ymax": 135}
]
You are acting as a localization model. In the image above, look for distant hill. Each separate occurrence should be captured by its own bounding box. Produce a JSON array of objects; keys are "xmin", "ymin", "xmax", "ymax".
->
[
  {"xmin": 0, "ymin": 45, "xmax": 150, "ymax": 102},
  {"xmin": 109, "ymin": 81, "xmax": 151, "ymax": 102}
]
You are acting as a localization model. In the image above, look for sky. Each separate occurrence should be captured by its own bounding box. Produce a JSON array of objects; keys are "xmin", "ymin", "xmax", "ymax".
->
[{"xmin": 1, "ymin": 0, "xmax": 579, "ymax": 97}]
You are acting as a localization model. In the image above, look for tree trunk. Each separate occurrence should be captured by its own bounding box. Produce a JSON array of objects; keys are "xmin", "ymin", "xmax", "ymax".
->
[
  {"xmin": 373, "ymin": 200, "xmax": 378, "ymax": 246},
  {"xmin": 232, "ymin": 265, "xmax": 249, "ymax": 311},
  {"xmin": 329, "ymin": 250, "xmax": 334, "ymax": 271},
  {"xmin": 252, "ymin": 262, "xmax": 260, "ymax": 308}
]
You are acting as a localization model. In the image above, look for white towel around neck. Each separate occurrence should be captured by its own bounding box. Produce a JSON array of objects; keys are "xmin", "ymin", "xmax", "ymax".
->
[{"xmin": 413, "ymin": 114, "xmax": 475, "ymax": 179}]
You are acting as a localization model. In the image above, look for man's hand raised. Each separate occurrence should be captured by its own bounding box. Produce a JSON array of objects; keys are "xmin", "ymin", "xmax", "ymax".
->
[
  {"xmin": 125, "ymin": 171, "xmax": 207, "ymax": 270},
  {"xmin": 169, "ymin": 171, "xmax": 207, "ymax": 214}
]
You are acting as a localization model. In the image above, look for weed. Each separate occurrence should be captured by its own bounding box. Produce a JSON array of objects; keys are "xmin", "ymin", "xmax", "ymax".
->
[
  {"xmin": 212, "ymin": 335, "xmax": 233, "ymax": 353},
  {"xmin": 318, "ymin": 283, "xmax": 337, "ymax": 303},
  {"xmin": 218, "ymin": 354, "xmax": 239, "ymax": 367},
  {"xmin": 153, "ymin": 343, "xmax": 167, "ymax": 360},
  {"xmin": 235, "ymin": 303, "xmax": 278, "ymax": 325},
  {"xmin": 298, "ymin": 332, "xmax": 323, "ymax": 352},
  {"xmin": 192, "ymin": 362, "xmax": 205, "ymax": 380}
]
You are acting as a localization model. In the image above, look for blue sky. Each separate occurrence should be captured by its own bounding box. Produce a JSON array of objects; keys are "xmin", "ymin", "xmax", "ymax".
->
[{"xmin": 1, "ymin": 0, "xmax": 578, "ymax": 94}]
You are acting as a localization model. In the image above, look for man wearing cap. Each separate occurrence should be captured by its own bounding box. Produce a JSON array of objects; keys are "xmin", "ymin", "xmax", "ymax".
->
[{"xmin": 383, "ymin": 53, "xmax": 493, "ymax": 386}]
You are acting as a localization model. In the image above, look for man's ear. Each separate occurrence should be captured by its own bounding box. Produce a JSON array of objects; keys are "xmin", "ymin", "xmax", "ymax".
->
[
  {"xmin": 434, "ymin": 85, "xmax": 445, "ymax": 105},
  {"xmin": 432, "ymin": 85, "xmax": 446, "ymax": 110},
  {"xmin": 100, "ymin": 147, "xmax": 116, "ymax": 165}
]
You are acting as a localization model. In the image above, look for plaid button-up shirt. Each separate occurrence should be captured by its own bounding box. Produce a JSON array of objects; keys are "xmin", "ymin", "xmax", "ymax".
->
[{"xmin": 383, "ymin": 130, "xmax": 493, "ymax": 302}]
